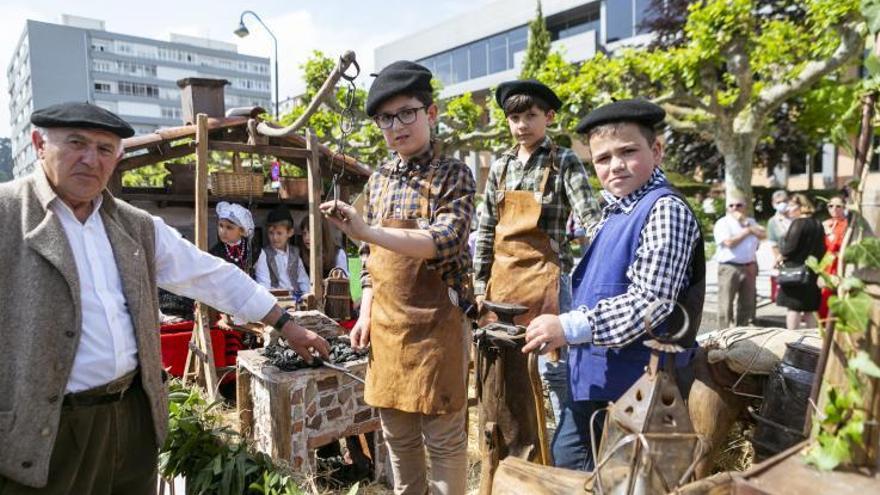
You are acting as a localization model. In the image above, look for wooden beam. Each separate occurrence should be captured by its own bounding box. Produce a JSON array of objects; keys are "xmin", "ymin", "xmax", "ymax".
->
[
  {"xmin": 306, "ymin": 128, "xmax": 324, "ymax": 310},
  {"xmin": 187, "ymin": 113, "xmax": 219, "ymax": 401},
  {"xmin": 116, "ymin": 142, "xmax": 196, "ymax": 172},
  {"xmin": 208, "ymin": 140, "xmax": 311, "ymax": 160}
]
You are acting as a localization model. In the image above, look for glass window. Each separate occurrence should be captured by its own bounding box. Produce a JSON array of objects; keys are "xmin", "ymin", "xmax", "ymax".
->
[
  {"xmin": 435, "ymin": 53, "xmax": 452, "ymax": 86},
  {"xmin": 488, "ymin": 34, "xmax": 507, "ymax": 74},
  {"xmin": 507, "ymin": 26, "xmax": 528, "ymax": 68},
  {"xmin": 635, "ymin": 0, "xmax": 654, "ymax": 34},
  {"xmin": 452, "ymin": 47, "xmax": 468, "ymax": 83},
  {"xmin": 94, "ymin": 81, "xmax": 112, "ymax": 93},
  {"xmin": 469, "ymin": 41, "xmax": 487, "ymax": 79},
  {"xmin": 606, "ymin": 0, "xmax": 634, "ymax": 42}
]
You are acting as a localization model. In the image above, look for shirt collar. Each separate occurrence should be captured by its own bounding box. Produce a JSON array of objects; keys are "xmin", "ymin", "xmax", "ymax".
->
[
  {"xmin": 49, "ymin": 194, "xmax": 104, "ymax": 224},
  {"xmin": 389, "ymin": 141, "xmax": 436, "ymax": 175},
  {"xmin": 502, "ymin": 135, "xmax": 553, "ymax": 159},
  {"xmin": 600, "ymin": 168, "xmax": 668, "ymax": 214}
]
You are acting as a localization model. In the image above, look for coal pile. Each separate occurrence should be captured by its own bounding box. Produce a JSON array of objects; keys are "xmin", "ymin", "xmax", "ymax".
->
[{"xmin": 263, "ymin": 335, "xmax": 367, "ymax": 372}]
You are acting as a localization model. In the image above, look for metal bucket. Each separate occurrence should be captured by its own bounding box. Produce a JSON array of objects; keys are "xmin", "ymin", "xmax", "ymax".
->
[{"xmin": 751, "ymin": 341, "xmax": 819, "ymax": 459}]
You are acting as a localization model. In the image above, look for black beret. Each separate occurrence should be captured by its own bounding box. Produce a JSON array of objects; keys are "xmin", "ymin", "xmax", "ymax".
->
[
  {"xmin": 495, "ymin": 79, "xmax": 562, "ymax": 111},
  {"xmin": 366, "ymin": 61, "xmax": 433, "ymax": 117},
  {"xmin": 574, "ymin": 99, "xmax": 665, "ymax": 135},
  {"xmin": 31, "ymin": 102, "xmax": 135, "ymax": 138},
  {"xmin": 266, "ymin": 205, "xmax": 293, "ymax": 226}
]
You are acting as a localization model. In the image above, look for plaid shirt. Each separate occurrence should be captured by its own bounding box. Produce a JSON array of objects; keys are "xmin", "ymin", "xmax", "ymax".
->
[
  {"xmin": 473, "ymin": 136, "xmax": 600, "ymax": 294},
  {"xmin": 359, "ymin": 145, "xmax": 476, "ymax": 304},
  {"xmin": 561, "ymin": 168, "xmax": 702, "ymax": 347}
]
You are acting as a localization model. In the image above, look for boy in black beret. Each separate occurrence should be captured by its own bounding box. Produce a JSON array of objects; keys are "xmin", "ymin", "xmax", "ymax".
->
[
  {"xmin": 522, "ymin": 99, "xmax": 705, "ymax": 470},
  {"xmin": 473, "ymin": 79, "xmax": 599, "ymax": 443},
  {"xmin": 319, "ymin": 60, "xmax": 475, "ymax": 494}
]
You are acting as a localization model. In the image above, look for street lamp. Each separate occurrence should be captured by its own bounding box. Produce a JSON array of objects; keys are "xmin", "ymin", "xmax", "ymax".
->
[{"xmin": 234, "ymin": 10, "xmax": 279, "ymax": 118}]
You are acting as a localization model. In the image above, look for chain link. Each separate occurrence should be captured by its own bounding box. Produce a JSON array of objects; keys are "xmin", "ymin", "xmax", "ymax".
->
[{"xmin": 328, "ymin": 57, "xmax": 361, "ymax": 207}]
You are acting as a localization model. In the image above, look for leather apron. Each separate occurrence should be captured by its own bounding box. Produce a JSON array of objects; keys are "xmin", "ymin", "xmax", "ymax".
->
[
  {"xmin": 477, "ymin": 147, "xmax": 561, "ymax": 492},
  {"xmin": 363, "ymin": 165, "xmax": 467, "ymax": 415}
]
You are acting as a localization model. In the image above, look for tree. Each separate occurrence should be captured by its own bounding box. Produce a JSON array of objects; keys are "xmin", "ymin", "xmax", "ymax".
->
[
  {"xmin": 521, "ymin": 1, "xmax": 552, "ymax": 79},
  {"xmin": 553, "ymin": 0, "xmax": 865, "ymax": 201}
]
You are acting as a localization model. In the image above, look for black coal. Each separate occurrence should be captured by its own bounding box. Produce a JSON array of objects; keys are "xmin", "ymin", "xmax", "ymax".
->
[{"xmin": 263, "ymin": 335, "xmax": 367, "ymax": 371}]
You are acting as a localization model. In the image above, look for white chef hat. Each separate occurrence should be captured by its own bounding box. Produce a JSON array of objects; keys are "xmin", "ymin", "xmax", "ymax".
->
[{"xmin": 216, "ymin": 201, "xmax": 254, "ymax": 238}]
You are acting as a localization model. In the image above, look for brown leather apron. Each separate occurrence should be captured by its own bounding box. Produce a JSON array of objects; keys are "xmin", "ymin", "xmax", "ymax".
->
[
  {"xmin": 364, "ymin": 166, "xmax": 467, "ymax": 415},
  {"xmin": 478, "ymin": 147, "xmax": 561, "ymax": 492}
]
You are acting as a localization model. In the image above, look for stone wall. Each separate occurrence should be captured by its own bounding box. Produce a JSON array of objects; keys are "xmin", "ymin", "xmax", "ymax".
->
[{"xmin": 238, "ymin": 350, "xmax": 386, "ymax": 479}]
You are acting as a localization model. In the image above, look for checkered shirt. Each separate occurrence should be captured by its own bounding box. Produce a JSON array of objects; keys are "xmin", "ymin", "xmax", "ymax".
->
[
  {"xmin": 359, "ymin": 145, "xmax": 476, "ymax": 304},
  {"xmin": 572, "ymin": 168, "xmax": 702, "ymax": 347},
  {"xmin": 473, "ymin": 136, "xmax": 600, "ymax": 295}
]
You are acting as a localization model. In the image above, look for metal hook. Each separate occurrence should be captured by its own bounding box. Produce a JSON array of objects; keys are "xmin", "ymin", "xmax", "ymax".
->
[{"xmin": 643, "ymin": 298, "xmax": 690, "ymax": 344}]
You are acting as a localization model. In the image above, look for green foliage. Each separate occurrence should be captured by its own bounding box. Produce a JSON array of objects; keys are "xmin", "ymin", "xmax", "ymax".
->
[
  {"xmin": 521, "ymin": 1, "xmax": 552, "ymax": 79},
  {"xmin": 159, "ymin": 381, "xmax": 305, "ymax": 494},
  {"xmin": 122, "ymin": 163, "xmax": 168, "ymax": 188},
  {"xmin": 805, "ymin": 236, "xmax": 880, "ymax": 471}
]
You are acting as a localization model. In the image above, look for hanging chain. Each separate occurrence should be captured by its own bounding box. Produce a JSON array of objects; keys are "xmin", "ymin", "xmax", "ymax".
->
[{"xmin": 327, "ymin": 56, "xmax": 360, "ymax": 214}]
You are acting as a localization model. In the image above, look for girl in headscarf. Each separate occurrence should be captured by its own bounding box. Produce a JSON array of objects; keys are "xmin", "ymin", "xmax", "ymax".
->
[{"xmin": 209, "ymin": 201, "xmax": 256, "ymax": 274}]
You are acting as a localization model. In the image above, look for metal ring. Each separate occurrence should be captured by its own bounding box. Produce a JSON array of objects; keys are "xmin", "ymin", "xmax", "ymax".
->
[
  {"xmin": 643, "ymin": 298, "xmax": 690, "ymax": 344},
  {"xmin": 341, "ymin": 57, "xmax": 360, "ymax": 81}
]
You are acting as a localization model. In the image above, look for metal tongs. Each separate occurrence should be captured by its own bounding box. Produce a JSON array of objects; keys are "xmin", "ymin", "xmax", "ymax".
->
[{"xmin": 312, "ymin": 355, "xmax": 365, "ymax": 384}]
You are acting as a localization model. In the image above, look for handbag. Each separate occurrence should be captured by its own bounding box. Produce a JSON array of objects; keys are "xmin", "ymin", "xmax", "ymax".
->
[{"xmin": 777, "ymin": 264, "xmax": 810, "ymax": 286}]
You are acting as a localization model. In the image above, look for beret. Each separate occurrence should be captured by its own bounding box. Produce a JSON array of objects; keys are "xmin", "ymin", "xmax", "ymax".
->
[
  {"xmin": 366, "ymin": 61, "xmax": 433, "ymax": 117},
  {"xmin": 31, "ymin": 101, "xmax": 135, "ymax": 138},
  {"xmin": 266, "ymin": 205, "xmax": 293, "ymax": 226},
  {"xmin": 575, "ymin": 99, "xmax": 665, "ymax": 134},
  {"xmin": 495, "ymin": 79, "xmax": 562, "ymax": 111}
]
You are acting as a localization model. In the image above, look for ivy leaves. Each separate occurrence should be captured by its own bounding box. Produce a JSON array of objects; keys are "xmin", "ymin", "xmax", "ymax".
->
[{"xmin": 805, "ymin": 237, "xmax": 880, "ymax": 471}]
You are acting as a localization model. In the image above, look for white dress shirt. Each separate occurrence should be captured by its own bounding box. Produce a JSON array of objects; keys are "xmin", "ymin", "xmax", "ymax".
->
[
  {"xmin": 51, "ymin": 197, "xmax": 275, "ymax": 393},
  {"xmin": 713, "ymin": 214, "xmax": 759, "ymax": 264},
  {"xmin": 254, "ymin": 246, "xmax": 311, "ymax": 293}
]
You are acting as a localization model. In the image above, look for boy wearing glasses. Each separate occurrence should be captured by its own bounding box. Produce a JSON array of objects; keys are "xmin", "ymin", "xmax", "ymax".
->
[
  {"xmin": 713, "ymin": 194, "xmax": 765, "ymax": 329},
  {"xmin": 521, "ymin": 100, "xmax": 705, "ymax": 470},
  {"xmin": 319, "ymin": 61, "xmax": 475, "ymax": 494}
]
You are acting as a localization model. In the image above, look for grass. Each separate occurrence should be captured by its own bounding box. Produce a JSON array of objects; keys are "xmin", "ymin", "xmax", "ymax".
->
[{"xmin": 348, "ymin": 256, "xmax": 362, "ymax": 303}]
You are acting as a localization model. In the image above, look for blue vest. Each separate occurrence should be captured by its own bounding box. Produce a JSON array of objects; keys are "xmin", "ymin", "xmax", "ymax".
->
[{"xmin": 568, "ymin": 184, "xmax": 702, "ymax": 402}]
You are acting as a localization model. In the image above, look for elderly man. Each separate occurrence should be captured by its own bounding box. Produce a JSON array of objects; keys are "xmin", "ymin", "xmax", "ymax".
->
[
  {"xmin": 0, "ymin": 102, "xmax": 329, "ymax": 494},
  {"xmin": 713, "ymin": 194, "xmax": 766, "ymax": 329}
]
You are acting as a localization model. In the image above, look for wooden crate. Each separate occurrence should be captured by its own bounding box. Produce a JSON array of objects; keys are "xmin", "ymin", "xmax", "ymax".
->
[{"xmin": 237, "ymin": 350, "xmax": 386, "ymax": 478}]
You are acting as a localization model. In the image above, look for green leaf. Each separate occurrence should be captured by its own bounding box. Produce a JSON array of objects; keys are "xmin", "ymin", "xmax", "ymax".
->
[
  {"xmin": 845, "ymin": 238, "xmax": 880, "ymax": 269},
  {"xmin": 849, "ymin": 350, "xmax": 880, "ymax": 378},
  {"xmin": 866, "ymin": 52, "xmax": 880, "ymax": 76},
  {"xmin": 830, "ymin": 291, "xmax": 872, "ymax": 332},
  {"xmin": 864, "ymin": 0, "xmax": 880, "ymax": 35},
  {"xmin": 806, "ymin": 432, "xmax": 851, "ymax": 470}
]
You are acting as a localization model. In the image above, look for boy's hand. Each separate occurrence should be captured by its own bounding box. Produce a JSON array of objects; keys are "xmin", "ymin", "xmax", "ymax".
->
[
  {"xmin": 320, "ymin": 200, "xmax": 371, "ymax": 242},
  {"xmin": 350, "ymin": 316, "xmax": 371, "ymax": 351},
  {"xmin": 522, "ymin": 314, "xmax": 567, "ymax": 354}
]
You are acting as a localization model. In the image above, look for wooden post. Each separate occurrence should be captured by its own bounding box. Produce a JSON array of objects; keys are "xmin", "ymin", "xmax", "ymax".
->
[
  {"xmin": 182, "ymin": 112, "xmax": 220, "ymax": 401},
  {"xmin": 306, "ymin": 128, "xmax": 324, "ymax": 310}
]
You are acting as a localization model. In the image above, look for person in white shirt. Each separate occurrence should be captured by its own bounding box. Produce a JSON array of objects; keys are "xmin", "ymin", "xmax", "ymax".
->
[
  {"xmin": 0, "ymin": 102, "xmax": 329, "ymax": 494},
  {"xmin": 255, "ymin": 206, "xmax": 311, "ymax": 295},
  {"xmin": 713, "ymin": 194, "xmax": 766, "ymax": 328}
]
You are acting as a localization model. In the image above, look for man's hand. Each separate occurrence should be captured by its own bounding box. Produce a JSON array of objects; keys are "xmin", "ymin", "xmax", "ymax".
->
[
  {"xmin": 522, "ymin": 314, "xmax": 567, "ymax": 354},
  {"xmin": 281, "ymin": 321, "xmax": 330, "ymax": 363},
  {"xmin": 320, "ymin": 200, "xmax": 371, "ymax": 242},
  {"xmin": 350, "ymin": 316, "xmax": 371, "ymax": 351}
]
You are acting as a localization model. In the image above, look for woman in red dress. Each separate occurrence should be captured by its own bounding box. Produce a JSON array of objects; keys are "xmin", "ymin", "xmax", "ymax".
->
[{"xmin": 819, "ymin": 195, "xmax": 848, "ymax": 321}]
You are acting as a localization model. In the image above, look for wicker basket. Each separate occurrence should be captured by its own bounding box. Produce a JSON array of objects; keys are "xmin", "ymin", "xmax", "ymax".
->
[
  {"xmin": 278, "ymin": 177, "xmax": 309, "ymax": 200},
  {"xmin": 211, "ymin": 172, "xmax": 264, "ymax": 197}
]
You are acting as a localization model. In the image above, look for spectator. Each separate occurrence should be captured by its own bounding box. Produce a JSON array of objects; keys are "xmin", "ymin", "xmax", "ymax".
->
[
  {"xmin": 819, "ymin": 194, "xmax": 848, "ymax": 321},
  {"xmin": 777, "ymin": 194, "xmax": 826, "ymax": 329},
  {"xmin": 714, "ymin": 194, "xmax": 766, "ymax": 328},
  {"xmin": 766, "ymin": 190, "xmax": 792, "ymax": 301}
]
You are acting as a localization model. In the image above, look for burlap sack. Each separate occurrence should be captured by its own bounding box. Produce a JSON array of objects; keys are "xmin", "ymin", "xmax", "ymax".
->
[{"xmin": 702, "ymin": 326, "xmax": 821, "ymax": 375}]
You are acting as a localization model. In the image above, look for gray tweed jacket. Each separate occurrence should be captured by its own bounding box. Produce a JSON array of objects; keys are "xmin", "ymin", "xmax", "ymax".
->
[{"xmin": 0, "ymin": 168, "xmax": 167, "ymax": 488}]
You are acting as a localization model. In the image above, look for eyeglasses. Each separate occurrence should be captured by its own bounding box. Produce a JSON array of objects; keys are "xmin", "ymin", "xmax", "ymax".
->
[
  {"xmin": 828, "ymin": 204, "xmax": 844, "ymax": 209},
  {"xmin": 373, "ymin": 106, "xmax": 427, "ymax": 129},
  {"xmin": 728, "ymin": 203, "xmax": 745, "ymax": 208}
]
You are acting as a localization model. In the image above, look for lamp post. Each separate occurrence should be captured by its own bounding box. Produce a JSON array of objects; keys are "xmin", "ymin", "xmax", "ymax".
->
[{"xmin": 234, "ymin": 10, "xmax": 279, "ymax": 118}]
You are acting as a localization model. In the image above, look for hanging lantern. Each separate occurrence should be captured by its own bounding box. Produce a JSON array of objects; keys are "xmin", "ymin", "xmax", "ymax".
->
[{"xmin": 592, "ymin": 301, "xmax": 707, "ymax": 495}]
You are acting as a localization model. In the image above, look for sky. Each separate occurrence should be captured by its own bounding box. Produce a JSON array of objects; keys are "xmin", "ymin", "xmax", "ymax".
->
[{"xmin": 0, "ymin": 0, "xmax": 495, "ymax": 138}]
